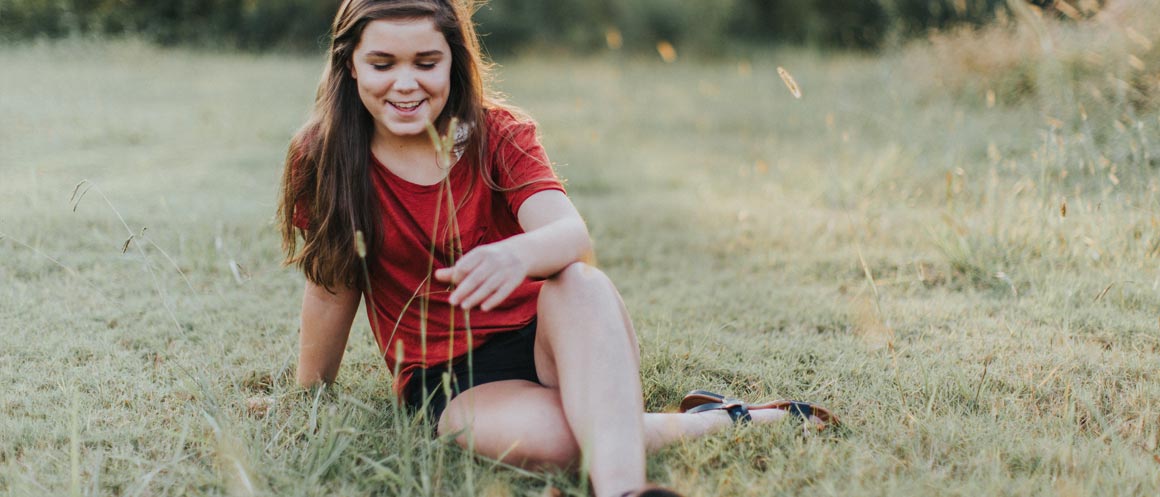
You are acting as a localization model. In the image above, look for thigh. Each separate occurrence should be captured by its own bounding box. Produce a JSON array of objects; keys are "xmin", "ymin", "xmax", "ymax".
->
[{"xmin": 438, "ymin": 379, "xmax": 580, "ymax": 470}]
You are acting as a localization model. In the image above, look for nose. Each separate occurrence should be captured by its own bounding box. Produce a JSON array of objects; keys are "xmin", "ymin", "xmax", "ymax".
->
[{"xmin": 393, "ymin": 69, "xmax": 420, "ymax": 92}]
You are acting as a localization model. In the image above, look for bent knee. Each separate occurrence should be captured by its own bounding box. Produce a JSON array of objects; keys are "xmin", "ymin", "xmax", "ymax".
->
[{"xmin": 544, "ymin": 262, "xmax": 610, "ymax": 293}]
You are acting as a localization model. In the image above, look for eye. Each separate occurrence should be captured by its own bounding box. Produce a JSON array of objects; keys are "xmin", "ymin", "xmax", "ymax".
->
[
  {"xmin": 417, "ymin": 62, "xmax": 438, "ymax": 69},
  {"xmin": 371, "ymin": 63, "xmax": 393, "ymax": 70}
]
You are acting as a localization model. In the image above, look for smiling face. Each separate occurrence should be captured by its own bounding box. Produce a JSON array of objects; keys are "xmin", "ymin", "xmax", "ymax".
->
[{"xmin": 350, "ymin": 18, "xmax": 452, "ymax": 144}]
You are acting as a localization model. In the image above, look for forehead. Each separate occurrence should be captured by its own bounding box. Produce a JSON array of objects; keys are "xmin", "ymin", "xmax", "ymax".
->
[{"xmin": 356, "ymin": 18, "xmax": 448, "ymax": 54}]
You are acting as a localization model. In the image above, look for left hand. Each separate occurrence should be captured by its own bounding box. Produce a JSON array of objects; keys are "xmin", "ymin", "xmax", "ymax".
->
[{"xmin": 434, "ymin": 241, "xmax": 529, "ymax": 311}]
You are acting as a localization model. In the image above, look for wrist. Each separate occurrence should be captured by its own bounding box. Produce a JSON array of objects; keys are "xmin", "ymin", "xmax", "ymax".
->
[{"xmin": 503, "ymin": 236, "xmax": 534, "ymax": 274}]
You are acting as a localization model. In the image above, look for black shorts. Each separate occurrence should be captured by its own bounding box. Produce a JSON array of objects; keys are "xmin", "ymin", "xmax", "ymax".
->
[{"xmin": 403, "ymin": 319, "xmax": 540, "ymax": 423}]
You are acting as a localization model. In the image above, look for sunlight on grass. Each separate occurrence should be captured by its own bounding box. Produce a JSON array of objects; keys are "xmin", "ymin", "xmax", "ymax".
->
[{"xmin": 2, "ymin": 9, "xmax": 1160, "ymax": 492}]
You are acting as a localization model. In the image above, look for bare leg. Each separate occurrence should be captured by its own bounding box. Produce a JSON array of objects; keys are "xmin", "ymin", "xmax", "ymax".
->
[
  {"xmin": 439, "ymin": 384, "xmax": 799, "ymax": 467},
  {"xmin": 438, "ymin": 263, "xmax": 808, "ymax": 497},
  {"xmin": 532, "ymin": 263, "xmax": 645, "ymax": 497},
  {"xmin": 641, "ymin": 409, "xmax": 793, "ymax": 452}
]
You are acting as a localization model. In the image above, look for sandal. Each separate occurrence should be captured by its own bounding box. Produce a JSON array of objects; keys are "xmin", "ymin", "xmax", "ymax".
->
[
  {"xmin": 620, "ymin": 486, "xmax": 684, "ymax": 497},
  {"xmin": 679, "ymin": 389, "xmax": 839, "ymax": 429}
]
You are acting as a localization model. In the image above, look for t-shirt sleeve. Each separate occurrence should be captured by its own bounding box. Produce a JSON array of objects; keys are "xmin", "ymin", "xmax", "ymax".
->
[
  {"xmin": 288, "ymin": 144, "xmax": 313, "ymax": 232},
  {"xmin": 492, "ymin": 120, "xmax": 565, "ymax": 217},
  {"xmin": 292, "ymin": 196, "xmax": 311, "ymax": 231}
]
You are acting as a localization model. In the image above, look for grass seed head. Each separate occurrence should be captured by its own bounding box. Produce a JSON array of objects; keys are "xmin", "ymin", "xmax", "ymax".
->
[{"xmin": 777, "ymin": 66, "xmax": 802, "ymax": 99}]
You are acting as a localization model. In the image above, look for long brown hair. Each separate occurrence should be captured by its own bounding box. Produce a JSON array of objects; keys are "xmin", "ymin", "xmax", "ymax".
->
[{"xmin": 277, "ymin": 0, "xmax": 494, "ymax": 289}]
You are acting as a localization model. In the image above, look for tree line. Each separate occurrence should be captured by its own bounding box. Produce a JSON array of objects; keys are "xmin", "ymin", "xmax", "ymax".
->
[{"xmin": 0, "ymin": 0, "xmax": 1048, "ymax": 52}]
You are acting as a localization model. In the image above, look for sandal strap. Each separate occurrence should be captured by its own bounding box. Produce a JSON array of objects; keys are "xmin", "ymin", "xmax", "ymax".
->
[
  {"xmin": 678, "ymin": 390, "xmax": 727, "ymax": 413},
  {"xmin": 685, "ymin": 389, "xmax": 725, "ymax": 401},
  {"xmin": 782, "ymin": 401, "xmax": 814, "ymax": 420},
  {"xmin": 684, "ymin": 399, "xmax": 752, "ymax": 424}
]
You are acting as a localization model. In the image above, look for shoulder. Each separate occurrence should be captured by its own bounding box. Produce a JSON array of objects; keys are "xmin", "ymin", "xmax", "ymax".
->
[
  {"xmin": 485, "ymin": 107, "xmax": 538, "ymax": 137},
  {"xmin": 483, "ymin": 107, "xmax": 541, "ymax": 153}
]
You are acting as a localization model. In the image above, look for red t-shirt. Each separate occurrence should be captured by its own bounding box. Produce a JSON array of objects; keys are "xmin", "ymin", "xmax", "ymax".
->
[{"xmin": 293, "ymin": 108, "xmax": 564, "ymax": 396}]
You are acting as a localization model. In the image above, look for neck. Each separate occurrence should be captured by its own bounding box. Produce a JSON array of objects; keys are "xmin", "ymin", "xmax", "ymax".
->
[
  {"xmin": 372, "ymin": 123, "xmax": 436, "ymax": 154},
  {"xmin": 370, "ymin": 125, "xmax": 449, "ymax": 186}
]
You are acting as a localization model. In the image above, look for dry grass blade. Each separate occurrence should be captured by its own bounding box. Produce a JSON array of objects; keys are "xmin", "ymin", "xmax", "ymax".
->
[
  {"xmin": 229, "ymin": 260, "xmax": 248, "ymax": 284},
  {"xmin": 355, "ymin": 230, "xmax": 367, "ymax": 259},
  {"xmin": 777, "ymin": 66, "xmax": 802, "ymax": 99},
  {"xmin": 1125, "ymin": 27, "xmax": 1154, "ymax": 50},
  {"xmin": 1093, "ymin": 282, "xmax": 1116, "ymax": 302},
  {"xmin": 972, "ymin": 356, "xmax": 994, "ymax": 405},
  {"xmin": 1055, "ymin": 1, "xmax": 1082, "ymax": 20},
  {"xmin": 0, "ymin": 230, "xmax": 107, "ymax": 296},
  {"xmin": 70, "ymin": 390, "xmax": 80, "ymax": 497}
]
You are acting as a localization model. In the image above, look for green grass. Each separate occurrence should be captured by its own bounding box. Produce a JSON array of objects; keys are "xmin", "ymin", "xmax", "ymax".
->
[{"xmin": 2, "ymin": 38, "xmax": 1159, "ymax": 496}]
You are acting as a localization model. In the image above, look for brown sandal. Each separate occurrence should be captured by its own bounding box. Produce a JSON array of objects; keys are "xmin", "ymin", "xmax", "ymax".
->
[
  {"xmin": 619, "ymin": 486, "xmax": 684, "ymax": 497},
  {"xmin": 679, "ymin": 389, "xmax": 840, "ymax": 429}
]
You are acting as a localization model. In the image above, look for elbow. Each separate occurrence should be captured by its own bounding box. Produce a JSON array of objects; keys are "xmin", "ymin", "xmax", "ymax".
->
[
  {"xmin": 571, "ymin": 219, "xmax": 594, "ymax": 264},
  {"xmin": 296, "ymin": 369, "xmax": 333, "ymax": 390},
  {"xmin": 578, "ymin": 237, "xmax": 596, "ymax": 266}
]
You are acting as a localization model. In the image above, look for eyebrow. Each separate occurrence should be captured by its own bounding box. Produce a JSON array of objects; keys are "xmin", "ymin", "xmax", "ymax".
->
[{"xmin": 365, "ymin": 50, "xmax": 444, "ymax": 58}]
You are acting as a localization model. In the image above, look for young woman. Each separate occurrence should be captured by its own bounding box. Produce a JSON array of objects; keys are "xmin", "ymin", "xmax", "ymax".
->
[{"xmin": 277, "ymin": 2, "xmax": 837, "ymax": 496}]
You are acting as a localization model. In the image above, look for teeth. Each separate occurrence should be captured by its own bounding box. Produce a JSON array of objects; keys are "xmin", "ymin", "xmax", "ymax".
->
[{"xmin": 392, "ymin": 101, "xmax": 421, "ymax": 110}]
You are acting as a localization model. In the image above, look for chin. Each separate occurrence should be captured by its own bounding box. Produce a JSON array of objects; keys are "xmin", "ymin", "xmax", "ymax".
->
[{"xmin": 384, "ymin": 120, "xmax": 429, "ymax": 137}]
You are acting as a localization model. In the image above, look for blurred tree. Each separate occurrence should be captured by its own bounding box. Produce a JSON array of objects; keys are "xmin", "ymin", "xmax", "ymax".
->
[
  {"xmin": 887, "ymin": 0, "xmax": 1007, "ymax": 34},
  {"xmin": 0, "ymin": 0, "xmax": 1055, "ymax": 53}
]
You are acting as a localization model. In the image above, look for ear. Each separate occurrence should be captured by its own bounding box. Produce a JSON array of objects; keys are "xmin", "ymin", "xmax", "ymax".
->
[{"xmin": 347, "ymin": 58, "xmax": 357, "ymax": 80}]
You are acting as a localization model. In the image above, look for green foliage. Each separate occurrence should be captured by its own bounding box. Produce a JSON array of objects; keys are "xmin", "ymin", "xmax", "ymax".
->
[
  {"xmin": 1, "ymin": 0, "xmax": 1019, "ymax": 52},
  {"xmin": 890, "ymin": 0, "xmax": 1008, "ymax": 33},
  {"xmin": 0, "ymin": 0, "xmax": 338, "ymax": 50}
]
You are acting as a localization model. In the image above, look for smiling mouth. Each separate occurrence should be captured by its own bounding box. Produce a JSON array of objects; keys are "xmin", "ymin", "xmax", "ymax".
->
[{"xmin": 389, "ymin": 100, "xmax": 424, "ymax": 111}]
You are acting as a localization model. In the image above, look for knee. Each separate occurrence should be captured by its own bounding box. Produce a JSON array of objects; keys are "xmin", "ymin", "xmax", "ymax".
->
[{"xmin": 542, "ymin": 262, "xmax": 610, "ymax": 298}]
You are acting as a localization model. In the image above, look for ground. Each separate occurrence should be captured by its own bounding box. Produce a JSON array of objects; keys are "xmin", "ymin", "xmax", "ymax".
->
[{"xmin": 1, "ymin": 40, "xmax": 1158, "ymax": 496}]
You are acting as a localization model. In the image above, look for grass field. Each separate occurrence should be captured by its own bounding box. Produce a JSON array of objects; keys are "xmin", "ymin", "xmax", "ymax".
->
[{"xmin": 2, "ymin": 35, "xmax": 1159, "ymax": 496}]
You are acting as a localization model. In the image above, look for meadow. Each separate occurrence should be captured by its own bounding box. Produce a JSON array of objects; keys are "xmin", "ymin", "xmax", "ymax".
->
[{"xmin": 2, "ymin": 21, "xmax": 1159, "ymax": 497}]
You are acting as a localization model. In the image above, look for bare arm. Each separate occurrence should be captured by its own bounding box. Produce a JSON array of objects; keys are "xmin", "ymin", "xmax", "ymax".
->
[
  {"xmin": 508, "ymin": 189, "xmax": 592, "ymax": 278},
  {"xmin": 297, "ymin": 279, "xmax": 361, "ymax": 388},
  {"xmin": 434, "ymin": 190, "xmax": 591, "ymax": 311}
]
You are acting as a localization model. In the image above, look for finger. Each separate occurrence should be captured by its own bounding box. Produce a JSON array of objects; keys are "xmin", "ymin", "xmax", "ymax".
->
[
  {"xmin": 437, "ymin": 253, "xmax": 483, "ymax": 286},
  {"xmin": 449, "ymin": 264, "xmax": 490, "ymax": 306},
  {"xmin": 459, "ymin": 274, "xmax": 504, "ymax": 310},
  {"xmin": 449, "ymin": 252, "xmax": 486, "ymax": 284},
  {"xmin": 479, "ymin": 277, "xmax": 521, "ymax": 312}
]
